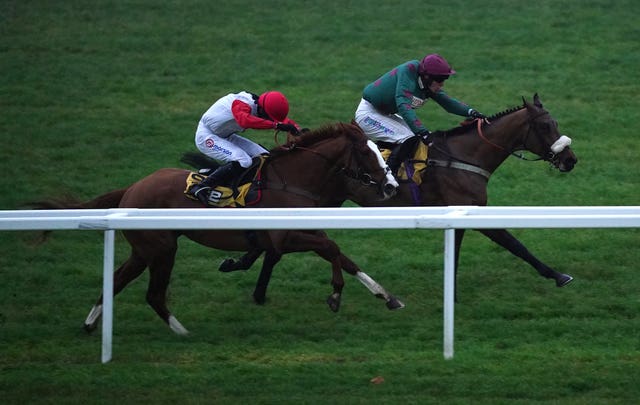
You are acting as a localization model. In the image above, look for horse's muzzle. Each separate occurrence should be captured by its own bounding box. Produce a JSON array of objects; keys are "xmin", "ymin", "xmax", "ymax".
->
[
  {"xmin": 383, "ymin": 183, "xmax": 398, "ymax": 200},
  {"xmin": 553, "ymin": 148, "xmax": 578, "ymax": 172}
]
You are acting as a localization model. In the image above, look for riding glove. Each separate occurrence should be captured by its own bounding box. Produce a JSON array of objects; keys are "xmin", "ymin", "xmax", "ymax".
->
[
  {"xmin": 417, "ymin": 129, "xmax": 431, "ymax": 143},
  {"xmin": 276, "ymin": 123, "xmax": 299, "ymax": 135},
  {"xmin": 468, "ymin": 109, "xmax": 486, "ymax": 119}
]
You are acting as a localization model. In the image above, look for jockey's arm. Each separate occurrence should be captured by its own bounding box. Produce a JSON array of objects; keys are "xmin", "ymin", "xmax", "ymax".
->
[
  {"xmin": 432, "ymin": 91, "xmax": 473, "ymax": 117},
  {"xmin": 231, "ymin": 100, "xmax": 278, "ymax": 130}
]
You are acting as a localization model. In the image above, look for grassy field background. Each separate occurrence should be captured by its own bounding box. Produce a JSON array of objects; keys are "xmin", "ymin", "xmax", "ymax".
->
[{"xmin": 1, "ymin": 0, "xmax": 639, "ymax": 403}]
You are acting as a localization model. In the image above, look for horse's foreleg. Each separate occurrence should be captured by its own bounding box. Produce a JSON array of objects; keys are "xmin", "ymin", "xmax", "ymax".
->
[
  {"xmin": 145, "ymin": 250, "xmax": 189, "ymax": 335},
  {"xmin": 84, "ymin": 252, "xmax": 147, "ymax": 333},
  {"xmin": 326, "ymin": 257, "xmax": 344, "ymax": 313},
  {"xmin": 271, "ymin": 230, "xmax": 345, "ymax": 312},
  {"xmin": 219, "ymin": 248, "xmax": 264, "ymax": 273},
  {"xmin": 454, "ymin": 229, "xmax": 465, "ymax": 303},
  {"xmin": 253, "ymin": 250, "xmax": 281, "ymax": 305},
  {"xmin": 477, "ymin": 228, "xmax": 573, "ymax": 287},
  {"xmin": 338, "ymin": 253, "xmax": 404, "ymax": 310}
]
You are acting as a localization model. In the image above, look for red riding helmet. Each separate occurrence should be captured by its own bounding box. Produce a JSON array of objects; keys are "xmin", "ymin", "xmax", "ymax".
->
[
  {"xmin": 418, "ymin": 54, "xmax": 456, "ymax": 76},
  {"xmin": 258, "ymin": 91, "xmax": 289, "ymax": 122}
]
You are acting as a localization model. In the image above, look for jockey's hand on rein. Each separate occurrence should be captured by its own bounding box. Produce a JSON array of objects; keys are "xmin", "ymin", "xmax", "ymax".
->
[
  {"xmin": 276, "ymin": 123, "xmax": 299, "ymax": 135},
  {"xmin": 417, "ymin": 129, "xmax": 431, "ymax": 143},
  {"xmin": 468, "ymin": 109, "xmax": 486, "ymax": 119}
]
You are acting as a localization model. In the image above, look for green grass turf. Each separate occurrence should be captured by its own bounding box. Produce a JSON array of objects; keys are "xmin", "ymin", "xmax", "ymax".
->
[{"xmin": 1, "ymin": 0, "xmax": 639, "ymax": 403}]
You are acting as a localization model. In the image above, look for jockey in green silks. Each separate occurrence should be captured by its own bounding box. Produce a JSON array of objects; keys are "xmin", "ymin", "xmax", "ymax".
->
[{"xmin": 355, "ymin": 53, "xmax": 485, "ymax": 176}]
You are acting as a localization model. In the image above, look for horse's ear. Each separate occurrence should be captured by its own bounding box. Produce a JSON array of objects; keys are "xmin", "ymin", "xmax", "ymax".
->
[
  {"xmin": 522, "ymin": 96, "xmax": 528, "ymax": 107},
  {"xmin": 533, "ymin": 93, "xmax": 543, "ymax": 108}
]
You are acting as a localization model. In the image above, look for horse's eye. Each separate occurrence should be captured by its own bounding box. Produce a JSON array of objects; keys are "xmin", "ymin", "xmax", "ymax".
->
[{"xmin": 538, "ymin": 123, "xmax": 550, "ymax": 132}]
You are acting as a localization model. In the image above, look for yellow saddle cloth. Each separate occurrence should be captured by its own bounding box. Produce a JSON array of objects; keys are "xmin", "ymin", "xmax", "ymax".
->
[
  {"xmin": 380, "ymin": 142, "xmax": 429, "ymax": 185},
  {"xmin": 184, "ymin": 157, "xmax": 266, "ymax": 208}
]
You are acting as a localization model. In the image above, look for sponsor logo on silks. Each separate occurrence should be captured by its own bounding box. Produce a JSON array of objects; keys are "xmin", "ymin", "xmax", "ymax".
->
[
  {"xmin": 363, "ymin": 116, "xmax": 395, "ymax": 135},
  {"xmin": 205, "ymin": 138, "xmax": 232, "ymax": 156},
  {"xmin": 213, "ymin": 145, "xmax": 232, "ymax": 156},
  {"xmin": 208, "ymin": 189, "xmax": 223, "ymax": 203},
  {"xmin": 410, "ymin": 96, "xmax": 425, "ymax": 109}
]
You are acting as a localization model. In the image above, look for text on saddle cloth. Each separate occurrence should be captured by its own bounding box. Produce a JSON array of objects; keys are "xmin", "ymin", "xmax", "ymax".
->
[{"xmin": 184, "ymin": 157, "xmax": 267, "ymax": 208}]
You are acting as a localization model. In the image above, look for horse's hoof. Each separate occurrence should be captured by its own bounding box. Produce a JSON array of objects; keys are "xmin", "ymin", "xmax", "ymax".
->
[
  {"xmin": 386, "ymin": 296, "xmax": 405, "ymax": 310},
  {"xmin": 327, "ymin": 294, "xmax": 341, "ymax": 313},
  {"xmin": 83, "ymin": 322, "xmax": 97, "ymax": 334},
  {"xmin": 218, "ymin": 258, "xmax": 237, "ymax": 272},
  {"xmin": 253, "ymin": 292, "xmax": 266, "ymax": 305},
  {"xmin": 556, "ymin": 274, "xmax": 574, "ymax": 287}
]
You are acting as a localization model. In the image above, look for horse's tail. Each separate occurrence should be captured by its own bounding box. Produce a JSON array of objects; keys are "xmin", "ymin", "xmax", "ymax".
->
[
  {"xmin": 26, "ymin": 187, "xmax": 129, "ymax": 243},
  {"xmin": 180, "ymin": 151, "xmax": 219, "ymax": 170},
  {"xmin": 27, "ymin": 187, "xmax": 129, "ymax": 210}
]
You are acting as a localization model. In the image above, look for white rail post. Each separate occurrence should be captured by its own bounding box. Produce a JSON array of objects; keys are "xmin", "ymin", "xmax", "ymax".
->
[
  {"xmin": 443, "ymin": 228, "xmax": 456, "ymax": 359},
  {"xmin": 101, "ymin": 230, "xmax": 115, "ymax": 363}
]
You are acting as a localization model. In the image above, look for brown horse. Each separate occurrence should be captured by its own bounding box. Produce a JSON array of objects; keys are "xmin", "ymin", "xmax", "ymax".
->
[
  {"xmin": 31, "ymin": 123, "xmax": 402, "ymax": 334},
  {"xmin": 228, "ymin": 94, "xmax": 578, "ymax": 300}
]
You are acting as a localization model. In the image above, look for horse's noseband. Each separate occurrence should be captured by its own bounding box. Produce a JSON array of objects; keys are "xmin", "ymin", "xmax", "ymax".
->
[
  {"xmin": 340, "ymin": 167, "xmax": 378, "ymax": 186},
  {"xmin": 520, "ymin": 111, "xmax": 571, "ymax": 164}
]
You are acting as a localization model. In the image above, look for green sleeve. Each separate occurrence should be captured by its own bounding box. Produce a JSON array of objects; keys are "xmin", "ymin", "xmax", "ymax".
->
[
  {"xmin": 394, "ymin": 63, "xmax": 429, "ymax": 134},
  {"xmin": 432, "ymin": 91, "xmax": 472, "ymax": 117}
]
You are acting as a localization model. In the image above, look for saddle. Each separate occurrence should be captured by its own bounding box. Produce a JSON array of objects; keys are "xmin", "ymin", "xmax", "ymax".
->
[
  {"xmin": 184, "ymin": 156, "xmax": 267, "ymax": 208},
  {"xmin": 377, "ymin": 141, "xmax": 429, "ymax": 185}
]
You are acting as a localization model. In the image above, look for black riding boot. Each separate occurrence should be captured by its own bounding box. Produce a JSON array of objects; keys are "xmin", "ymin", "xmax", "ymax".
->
[
  {"xmin": 190, "ymin": 161, "xmax": 243, "ymax": 205},
  {"xmin": 386, "ymin": 136, "xmax": 419, "ymax": 176}
]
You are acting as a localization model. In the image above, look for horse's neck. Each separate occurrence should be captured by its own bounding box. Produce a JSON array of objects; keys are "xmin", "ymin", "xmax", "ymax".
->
[
  {"xmin": 487, "ymin": 109, "xmax": 529, "ymax": 150},
  {"xmin": 449, "ymin": 110, "xmax": 529, "ymax": 173},
  {"xmin": 265, "ymin": 137, "xmax": 351, "ymax": 206}
]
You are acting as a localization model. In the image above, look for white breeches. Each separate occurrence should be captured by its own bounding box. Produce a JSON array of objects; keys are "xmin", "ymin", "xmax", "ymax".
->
[
  {"xmin": 354, "ymin": 98, "xmax": 415, "ymax": 144},
  {"xmin": 195, "ymin": 131, "xmax": 269, "ymax": 168}
]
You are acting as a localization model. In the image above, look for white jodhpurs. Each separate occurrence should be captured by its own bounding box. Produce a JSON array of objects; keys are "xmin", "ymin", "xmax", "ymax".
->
[
  {"xmin": 354, "ymin": 98, "xmax": 415, "ymax": 144},
  {"xmin": 195, "ymin": 131, "xmax": 268, "ymax": 168}
]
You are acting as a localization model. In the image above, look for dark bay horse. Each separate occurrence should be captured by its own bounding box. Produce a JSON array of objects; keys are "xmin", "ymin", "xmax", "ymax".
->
[
  {"xmin": 32, "ymin": 123, "xmax": 402, "ymax": 334},
  {"xmin": 230, "ymin": 94, "xmax": 578, "ymax": 299},
  {"xmin": 352, "ymin": 93, "xmax": 578, "ymax": 290}
]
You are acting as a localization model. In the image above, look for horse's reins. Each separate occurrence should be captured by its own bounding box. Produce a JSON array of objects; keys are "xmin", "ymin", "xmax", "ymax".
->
[
  {"xmin": 429, "ymin": 110, "xmax": 563, "ymax": 179},
  {"xmin": 475, "ymin": 118, "xmax": 503, "ymax": 150},
  {"xmin": 476, "ymin": 116, "xmax": 544, "ymax": 161},
  {"xmin": 427, "ymin": 120, "xmax": 494, "ymax": 180}
]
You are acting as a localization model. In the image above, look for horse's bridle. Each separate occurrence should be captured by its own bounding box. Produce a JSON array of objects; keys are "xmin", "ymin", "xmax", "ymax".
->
[
  {"xmin": 340, "ymin": 146, "xmax": 390, "ymax": 187},
  {"xmin": 428, "ymin": 109, "xmax": 567, "ymax": 179}
]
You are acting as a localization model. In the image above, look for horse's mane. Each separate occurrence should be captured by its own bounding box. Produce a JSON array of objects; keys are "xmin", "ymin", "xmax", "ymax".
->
[
  {"xmin": 434, "ymin": 104, "xmax": 526, "ymax": 137},
  {"xmin": 270, "ymin": 123, "xmax": 369, "ymax": 156}
]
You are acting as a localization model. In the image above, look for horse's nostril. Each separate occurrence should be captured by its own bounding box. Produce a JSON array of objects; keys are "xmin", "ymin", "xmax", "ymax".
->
[
  {"xmin": 384, "ymin": 183, "xmax": 398, "ymax": 197},
  {"xmin": 560, "ymin": 158, "xmax": 576, "ymax": 172}
]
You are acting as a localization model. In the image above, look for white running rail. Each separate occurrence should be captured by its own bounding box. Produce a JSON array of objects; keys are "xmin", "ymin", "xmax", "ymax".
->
[{"xmin": 2, "ymin": 206, "xmax": 639, "ymax": 362}]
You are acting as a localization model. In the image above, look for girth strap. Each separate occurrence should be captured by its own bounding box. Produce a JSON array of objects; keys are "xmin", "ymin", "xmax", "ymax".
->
[
  {"xmin": 427, "ymin": 159, "xmax": 492, "ymax": 180},
  {"xmin": 263, "ymin": 181, "xmax": 323, "ymax": 202}
]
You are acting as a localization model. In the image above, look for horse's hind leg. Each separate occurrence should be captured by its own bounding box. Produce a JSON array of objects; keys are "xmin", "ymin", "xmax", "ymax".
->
[
  {"xmin": 478, "ymin": 229, "xmax": 573, "ymax": 287},
  {"xmin": 219, "ymin": 248, "xmax": 264, "ymax": 273},
  {"xmin": 84, "ymin": 251, "xmax": 147, "ymax": 333}
]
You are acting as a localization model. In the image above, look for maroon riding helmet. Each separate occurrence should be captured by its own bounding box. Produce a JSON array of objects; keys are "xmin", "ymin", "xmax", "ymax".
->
[{"xmin": 418, "ymin": 54, "xmax": 457, "ymax": 76}]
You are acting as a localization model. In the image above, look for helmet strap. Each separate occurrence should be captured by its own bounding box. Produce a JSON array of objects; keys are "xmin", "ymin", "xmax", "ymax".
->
[
  {"xmin": 419, "ymin": 76, "xmax": 436, "ymax": 94},
  {"xmin": 418, "ymin": 76, "xmax": 426, "ymax": 90}
]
